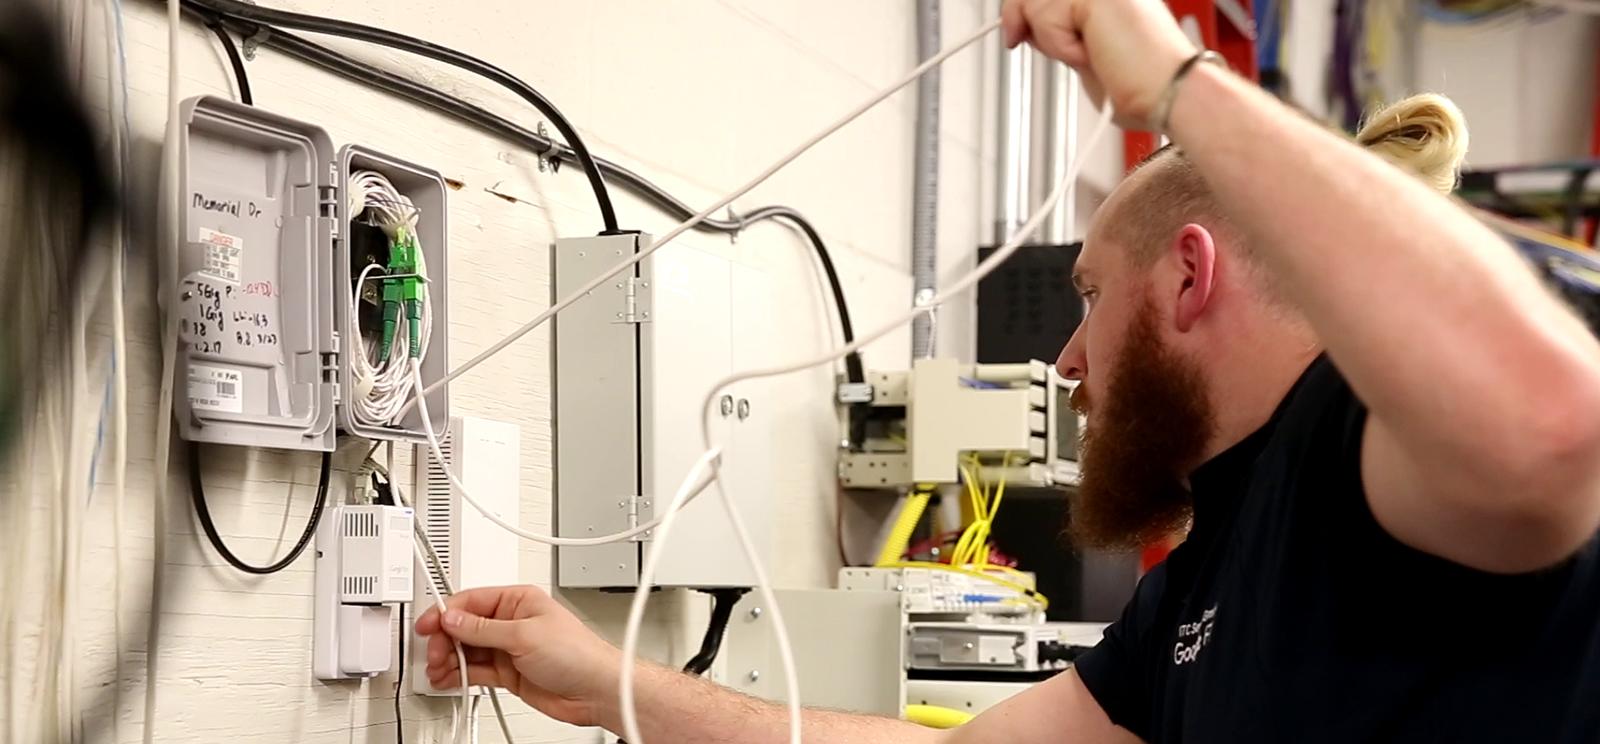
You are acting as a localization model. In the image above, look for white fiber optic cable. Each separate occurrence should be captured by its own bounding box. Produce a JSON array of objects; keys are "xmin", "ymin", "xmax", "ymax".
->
[
  {"xmin": 377, "ymin": 460, "xmax": 515, "ymax": 739},
  {"xmin": 409, "ymin": 361, "xmax": 719, "ymax": 550},
  {"xmin": 412, "ymin": 539, "xmax": 471, "ymax": 743},
  {"xmin": 396, "ymin": 19, "xmax": 1103, "ymax": 743},
  {"xmin": 620, "ymin": 100, "xmax": 1118, "ymax": 744},
  {"xmin": 144, "ymin": 0, "xmax": 183, "ymax": 740},
  {"xmin": 615, "ymin": 447, "xmax": 726, "ymax": 744},
  {"xmin": 413, "ymin": 18, "xmax": 1004, "ymax": 405},
  {"xmin": 699, "ymin": 102, "xmax": 1111, "ymax": 398},
  {"xmin": 404, "ymin": 18, "xmax": 1007, "ymax": 548}
]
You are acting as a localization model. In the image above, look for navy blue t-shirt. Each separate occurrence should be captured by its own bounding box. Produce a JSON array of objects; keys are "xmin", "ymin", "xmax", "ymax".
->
[{"xmin": 1073, "ymin": 358, "xmax": 1600, "ymax": 743}]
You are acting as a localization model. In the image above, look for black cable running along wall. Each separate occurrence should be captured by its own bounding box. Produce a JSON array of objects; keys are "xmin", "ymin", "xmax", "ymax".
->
[
  {"xmin": 182, "ymin": 1, "xmax": 865, "ymax": 386},
  {"xmin": 187, "ymin": 0, "xmax": 622, "ymax": 232}
]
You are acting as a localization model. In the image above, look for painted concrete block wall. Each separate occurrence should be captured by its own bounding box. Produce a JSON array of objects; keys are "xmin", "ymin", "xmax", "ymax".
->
[{"xmin": 0, "ymin": 1, "xmax": 1118, "ymax": 742}]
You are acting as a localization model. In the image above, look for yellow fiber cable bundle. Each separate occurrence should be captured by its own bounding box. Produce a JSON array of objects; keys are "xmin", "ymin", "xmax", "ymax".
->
[{"xmin": 874, "ymin": 487, "xmax": 934, "ymax": 567}]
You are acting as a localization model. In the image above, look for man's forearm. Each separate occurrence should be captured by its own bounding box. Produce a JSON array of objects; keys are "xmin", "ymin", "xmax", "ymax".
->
[{"xmin": 599, "ymin": 662, "xmax": 941, "ymax": 744}]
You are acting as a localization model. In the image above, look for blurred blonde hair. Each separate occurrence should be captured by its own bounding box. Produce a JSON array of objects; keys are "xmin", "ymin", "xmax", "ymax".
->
[
  {"xmin": 1356, "ymin": 93, "xmax": 1470, "ymax": 196},
  {"xmin": 1105, "ymin": 92, "xmax": 1470, "ymax": 270}
]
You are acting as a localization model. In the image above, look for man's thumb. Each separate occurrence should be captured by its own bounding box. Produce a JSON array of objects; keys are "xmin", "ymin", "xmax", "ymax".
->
[{"xmin": 442, "ymin": 609, "xmax": 524, "ymax": 651}]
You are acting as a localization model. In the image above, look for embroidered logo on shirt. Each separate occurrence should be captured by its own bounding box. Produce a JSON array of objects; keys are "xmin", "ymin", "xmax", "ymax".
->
[{"xmin": 1173, "ymin": 604, "xmax": 1218, "ymax": 666}]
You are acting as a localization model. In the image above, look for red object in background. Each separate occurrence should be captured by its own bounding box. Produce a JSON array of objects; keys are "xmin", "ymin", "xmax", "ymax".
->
[
  {"xmin": 1124, "ymin": 0, "xmax": 1259, "ymax": 172},
  {"xmin": 1141, "ymin": 545, "xmax": 1165, "ymax": 573},
  {"xmin": 1130, "ymin": 0, "xmax": 1258, "ymax": 570}
]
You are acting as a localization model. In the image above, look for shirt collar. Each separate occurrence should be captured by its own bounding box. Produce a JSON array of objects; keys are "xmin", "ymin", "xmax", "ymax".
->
[{"xmin": 1188, "ymin": 355, "xmax": 1323, "ymax": 516}]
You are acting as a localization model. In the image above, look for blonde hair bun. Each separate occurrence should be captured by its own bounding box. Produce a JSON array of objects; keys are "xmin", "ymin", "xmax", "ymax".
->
[{"xmin": 1356, "ymin": 93, "xmax": 1469, "ymax": 195}]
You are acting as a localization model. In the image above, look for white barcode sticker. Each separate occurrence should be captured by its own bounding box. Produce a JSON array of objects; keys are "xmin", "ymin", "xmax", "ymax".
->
[
  {"xmin": 189, "ymin": 363, "xmax": 243, "ymax": 413},
  {"xmin": 197, "ymin": 227, "xmax": 244, "ymax": 285}
]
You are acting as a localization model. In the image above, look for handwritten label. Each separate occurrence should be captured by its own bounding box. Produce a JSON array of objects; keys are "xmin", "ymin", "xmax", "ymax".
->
[
  {"xmin": 231, "ymin": 310, "xmax": 270, "ymax": 328},
  {"xmin": 243, "ymin": 280, "xmax": 276, "ymax": 297},
  {"xmin": 233, "ymin": 331, "xmax": 279, "ymax": 348},
  {"xmin": 188, "ymin": 363, "xmax": 243, "ymax": 413},
  {"xmin": 193, "ymin": 193, "xmax": 261, "ymax": 218},
  {"xmin": 198, "ymin": 227, "xmax": 244, "ymax": 285}
]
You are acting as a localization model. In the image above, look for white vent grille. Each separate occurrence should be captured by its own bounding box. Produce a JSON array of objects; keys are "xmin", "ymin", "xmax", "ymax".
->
[
  {"xmin": 343, "ymin": 574, "xmax": 377, "ymax": 597},
  {"xmin": 342, "ymin": 510, "xmax": 379, "ymax": 538},
  {"xmin": 421, "ymin": 430, "xmax": 455, "ymax": 593}
]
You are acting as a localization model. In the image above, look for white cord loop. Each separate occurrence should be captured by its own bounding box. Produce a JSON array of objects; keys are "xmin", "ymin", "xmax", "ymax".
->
[{"xmin": 349, "ymin": 170, "xmax": 433, "ymax": 427}]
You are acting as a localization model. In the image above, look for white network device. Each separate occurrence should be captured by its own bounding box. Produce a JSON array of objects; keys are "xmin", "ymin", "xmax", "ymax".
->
[
  {"xmin": 410, "ymin": 415, "xmax": 522, "ymax": 696},
  {"xmin": 837, "ymin": 566, "xmax": 1043, "ymax": 620},
  {"xmin": 314, "ymin": 504, "xmax": 415, "ymax": 680}
]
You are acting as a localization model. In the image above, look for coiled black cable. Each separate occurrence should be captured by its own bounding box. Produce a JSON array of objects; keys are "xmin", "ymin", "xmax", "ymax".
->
[
  {"xmin": 184, "ymin": 0, "xmax": 620, "ymax": 234},
  {"xmin": 188, "ymin": 441, "xmax": 332, "ymax": 574}
]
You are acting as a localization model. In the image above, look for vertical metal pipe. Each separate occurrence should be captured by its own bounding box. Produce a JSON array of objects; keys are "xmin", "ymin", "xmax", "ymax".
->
[
  {"xmin": 994, "ymin": 45, "xmax": 1033, "ymax": 244},
  {"xmin": 1043, "ymin": 64, "xmax": 1070, "ymax": 244},
  {"xmin": 1066, "ymin": 70, "xmax": 1080, "ymax": 242},
  {"xmin": 911, "ymin": 0, "xmax": 940, "ymax": 360}
]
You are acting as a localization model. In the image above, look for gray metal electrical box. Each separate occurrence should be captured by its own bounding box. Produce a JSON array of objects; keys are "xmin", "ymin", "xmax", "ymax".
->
[
  {"xmin": 172, "ymin": 96, "xmax": 449, "ymax": 450},
  {"xmin": 553, "ymin": 234, "xmax": 774, "ymax": 589}
]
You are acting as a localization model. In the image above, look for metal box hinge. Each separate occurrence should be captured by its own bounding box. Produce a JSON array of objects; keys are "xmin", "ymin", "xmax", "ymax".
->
[
  {"xmin": 624, "ymin": 493, "xmax": 653, "ymax": 542},
  {"xmin": 613, "ymin": 276, "xmax": 652, "ymax": 324},
  {"xmin": 323, "ymin": 331, "xmax": 341, "ymax": 402}
]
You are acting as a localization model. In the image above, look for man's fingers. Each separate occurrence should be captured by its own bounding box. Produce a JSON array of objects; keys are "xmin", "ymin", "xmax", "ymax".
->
[
  {"xmin": 1001, "ymin": 0, "xmax": 1030, "ymax": 47},
  {"xmin": 415, "ymin": 605, "xmax": 442, "ymax": 635},
  {"xmin": 414, "ymin": 586, "xmax": 546, "ymax": 637},
  {"xmin": 427, "ymin": 660, "xmax": 503, "ymax": 689},
  {"xmin": 427, "ymin": 629, "xmax": 453, "ymax": 665},
  {"xmin": 440, "ymin": 607, "xmax": 528, "ymax": 653}
]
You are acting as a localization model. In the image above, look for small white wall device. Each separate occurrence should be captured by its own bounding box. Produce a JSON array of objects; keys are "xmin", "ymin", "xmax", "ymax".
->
[{"xmin": 313, "ymin": 504, "xmax": 415, "ymax": 679}]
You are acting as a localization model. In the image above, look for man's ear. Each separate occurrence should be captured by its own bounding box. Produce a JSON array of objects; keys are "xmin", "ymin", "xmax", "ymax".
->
[{"xmin": 1172, "ymin": 223, "xmax": 1217, "ymax": 333}]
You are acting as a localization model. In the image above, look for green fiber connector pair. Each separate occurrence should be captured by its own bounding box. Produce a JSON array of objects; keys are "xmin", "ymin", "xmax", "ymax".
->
[{"xmin": 377, "ymin": 227, "xmax": 426, "ymax": 361}]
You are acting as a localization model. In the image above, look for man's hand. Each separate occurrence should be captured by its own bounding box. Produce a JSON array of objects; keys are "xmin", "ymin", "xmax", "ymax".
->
[
  {"xmin": 1000, "ymin": 0, "xmax": 1195, "ymax": 129},
  {"xmin": 415, "ymin": 585, "xmax": 621, "ymax": 727}
]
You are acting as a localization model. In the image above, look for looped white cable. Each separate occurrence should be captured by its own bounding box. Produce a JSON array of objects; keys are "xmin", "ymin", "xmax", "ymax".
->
[
  {"xmin": 411, "ymin": 17, "xmax": 1005, "ymax": 406},
  {"xmin": 398, "ymin": 19, "xmax": 1111, "ymax": 744},
  {"xmin": 350, "ymin": 170, "xmax": 432, "ymax": 428},
  {"xmin": 617, "ymin": 78, "xmax": 1119, "ymax": 744}
]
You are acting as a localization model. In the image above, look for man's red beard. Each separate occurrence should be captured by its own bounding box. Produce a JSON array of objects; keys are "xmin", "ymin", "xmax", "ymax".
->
[{"xmin": 1066, "ymin": 298, "xmax": 1215, "ymax": 551}]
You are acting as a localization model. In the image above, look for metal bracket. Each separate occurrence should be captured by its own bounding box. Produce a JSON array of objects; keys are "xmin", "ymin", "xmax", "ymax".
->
[
  {"xmin": 837, "ymin": 382, "xmax": 874, "ymax": 404},
  {"xmin": 536, "ymin": 122, "xmax": 562, "ymax": 173},
  {"xmin": 241, "ymin": 23, "xmax": 270, "ymax": 62}
]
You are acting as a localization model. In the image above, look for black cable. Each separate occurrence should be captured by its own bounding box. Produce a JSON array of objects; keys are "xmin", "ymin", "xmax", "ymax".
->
[
  {"xmin": 194, "ymin": 15, "xmax": 867, "ymax": 385},
  {"xmin": 188, "ymin": 441, "xmax": 332, "ymax": 574},
  {"xmin": 395, "ymin": 602, "xmax": 406, "ymax": 744},
  {"xmin": 184, "ymin": 0, "xmax": 620, "ymax": 235},
  {"xmin": 204, "ymin": 15, "xmax": 253, "ymax": 105},
  {"xmin": 759, "ymin": 209, "xmax": 864, "ymax": 384},
  {"xmin": 682, "ymin": 588, "xmax": 750, "ymax": 676},
  {"xmin": 616, "ymin": 590, "xmax": 746, "ymax": 742}
]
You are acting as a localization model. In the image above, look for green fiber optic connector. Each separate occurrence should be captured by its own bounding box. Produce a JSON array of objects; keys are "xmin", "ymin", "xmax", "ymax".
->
[{"xmin": 378, "ymin": 227, "xmax": 426, "ymax": 360}]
